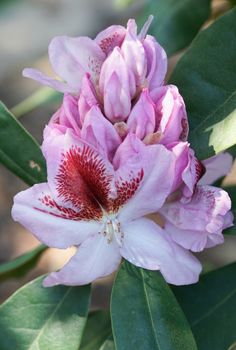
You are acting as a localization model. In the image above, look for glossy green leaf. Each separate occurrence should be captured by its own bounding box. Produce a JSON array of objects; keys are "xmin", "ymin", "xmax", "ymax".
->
[
  {"xmin": 170, "ymin": 8, "xmax": 236, "ymax": 159},
  {"xmin": 80, "ymin": 311, "xmax": 111, "ymax": 350},
  {"xmin": 111, "ymin": 261, "xmax": 197, "ymax": 350},
  {"xmin": 138, "ymin": 0, "xmax": 211, "ymax": 56},
  {"xmin": 173, "ymin": 262, "xmax": 236, "ymax": 350},
  {"xmin": 0, "ymin": 101, "xmax": 46, "ymax": 185},
  {"xmin": 0, "ymin": 245, "xmax": 47, "ymax": 282},
  {"xmin": 0, "ymin": 276, "xmax": 91, "ymax": 350}
]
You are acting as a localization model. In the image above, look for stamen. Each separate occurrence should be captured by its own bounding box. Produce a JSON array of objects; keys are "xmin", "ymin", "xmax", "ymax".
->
[
  {"xmin": 138, "ymin": 15, "xmax": 154, "ymax": 40},
  {"xmin": 100, "ymin": 215, "xmax": 124, "ymax": 246}
]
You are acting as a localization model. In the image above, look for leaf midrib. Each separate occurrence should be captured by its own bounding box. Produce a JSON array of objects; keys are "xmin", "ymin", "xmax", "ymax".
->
[
  {"xmin": 191, "ymin": 286, "xmax": 236, "ymax": 328},
  {"xmin": 27, "ymin": 288, "xmax": 71, "ymax": 350},
  {"xmin": 141, "ymin": 270, "xmax": 161, "ymax": 350}
]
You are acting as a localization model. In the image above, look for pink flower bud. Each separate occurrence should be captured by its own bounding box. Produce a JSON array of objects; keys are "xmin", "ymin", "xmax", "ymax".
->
[
  {"xmin": 151, "ymin": 85, "xmax": 189, "ymax": 145},
  {"xmin": 99, "ymin": 47, "xmax": 135, "ymax": 122},
  {"xmin": 143, "ymin": 35, "xmax": 167, "ymax": 90},
  {"xmin": 81, "ymin": 105, "xmax": 121, "ymax": 160},
  {"xmin": 48, "ymin": 93, "xmax": 81, "ymax": 136},
  {"xmin": 127, "ymin": 89, "xmax": 155, "ymax": 140},
  {"xmin": 78, "ymin": 73, "xmax": 99, "ymax": 124},
  {"xmin": 121, "ymin": 19, "xmax": 147, "ymax": 89}
]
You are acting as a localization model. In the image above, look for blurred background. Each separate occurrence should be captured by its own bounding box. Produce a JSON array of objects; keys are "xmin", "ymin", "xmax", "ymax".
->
[{"xmin": 0, "ymin": 0, "xmax": 235, "ymax": 304}]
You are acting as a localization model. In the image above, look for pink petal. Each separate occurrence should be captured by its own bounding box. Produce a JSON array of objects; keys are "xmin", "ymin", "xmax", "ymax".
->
[
  {"xmin": 114, "ymin": 134, "xmax": 175, "ymax": 222},
  {"xmin": 12, "ymin": 183, "xmax": 100, "ymax": 249},
  {"xmin": 143, "ymin": 35, "xmax": 167, "ymax": 90},
  {"xmin": 121, "ymin": 218, "xmax": 202, "ymax": 285},
  {"xmin": 78, "ymin": 73, "xmax": 99, "ymax": 124},
  {"xmin": 121, "ymin": 19, "xmax": 147, "ymax": 87},
  {"xmin": 43, "ymin": 233, "xmax": 121, "ymax": 286},
  {"xmin": 99, "ymin": 47, "xmax": 134, "ymax": 122},
  {"xmin": 164, "ymin": 222, "xmax": 223, "ymax": 252},
  {"xmin": 127, "ymin": 89, "xmax": 156, "ymax": 140},
  {"xmin": 168, "ymin": 142, "xmax": 190, "ymax": 193},
  {"xmin": 43, "ymin": 130, "xmax": 116, "ymax": 216},
  {"xmin": 49, "ymin": 36, "xmax": 106, "ymax": 92},
  {"xmin": 181, "ymin": 148, "xmax": 205, "ymax": 199},
  {"xmin": 161, "ymin": 185, "xmax": 232, "ymax": 251},
  {"xmin": 223, "ymin": 210, "xmax": 234, "ymax": 229},
  {"xmin": 81, "ymin": 105, "xmax": 121, "ymax": 160},
  {"xmin": 199, "ymin": 152, "xmax": 233, "ymax": 185},
  {"xmin": 48, "ymin": 94, "xmax": 81, "ymax": 136},
  {"xmin": 95, "ymin": 24, "xmax": 126, "ymax": 55},
  {"xmin": 151, "ymin": 85, "xmax": 189, "ymax": 145},
  {"xmin": 23, "ymin": 68, "xmax": 71, "ymax": 93}
]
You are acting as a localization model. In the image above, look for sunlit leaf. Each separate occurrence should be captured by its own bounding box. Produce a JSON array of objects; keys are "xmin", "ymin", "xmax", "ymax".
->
[{"xmin": 170, "ymin": 8, "xmax": 236, "ymax": 159}]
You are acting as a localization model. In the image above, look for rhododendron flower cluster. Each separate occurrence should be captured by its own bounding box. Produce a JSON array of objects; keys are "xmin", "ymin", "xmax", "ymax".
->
[{"xmin": 12, "ymin": 17, "xmax": 233, "ymax": 287}]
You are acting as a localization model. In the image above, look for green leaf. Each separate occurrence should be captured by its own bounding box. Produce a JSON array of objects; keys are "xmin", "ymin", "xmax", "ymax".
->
[
  {"xmin": 228, "ymin": 144, "xmax": 236, "ymax": 158},
  {"xmin": 0, "ymin": 245, "xmax": 47, "ymax": 282},
  {"xmin": 223, "ymin": 186, "xmax": 236, "ymax": 235},
  {"xmin": 138, "ymin": 0, "xmax": 211, "ymax": 56},
  {"xmin": 173, "ymin": 262, "xmax": 236, "ymax": 350},
  {"xmin": 229, "ymin": 0, "xmax": 236, "ymax": 6},
  {"xmin": 170, "ymin": 8, "xmax": 236, "ymax": 159},
  {"xmin": 111, "ymin": 261, "xmax": 197, "ymax": 350},
  {"xmin": 0, "ymin": 276, "xmax": 91, "ymax": 350},
  {"xmin": 0, "ymin": 101, "xmax": 46, "ymax": 185},
  {"xmin": 99, "ymin": 337, "xmax": 115, "ymax": 350},
  {"xmin": 80, "ymin": 311, "xmax": 111, "ymax": 350}
]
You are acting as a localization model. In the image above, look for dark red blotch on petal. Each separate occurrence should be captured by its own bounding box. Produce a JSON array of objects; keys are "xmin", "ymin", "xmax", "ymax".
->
[
  {"xmin": 111, "ymin": 169, "xmax": 144, "ymax": 212},
  {"xmin": 37, "ymin": 144, "xmax": 144, "ymax": 221},
  {"xmin": 55, "ymin": 144, "xmax": 116, "ymax": 219},
  {"xmin": 99, "ymin": 32, "xmax": 125, "ymax": 55}
]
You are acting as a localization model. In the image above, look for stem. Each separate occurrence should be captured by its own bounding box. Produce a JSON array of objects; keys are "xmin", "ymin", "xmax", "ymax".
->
[{"xmin": 11, "ymin": 87, "xmax": 61, "ymax": 119}]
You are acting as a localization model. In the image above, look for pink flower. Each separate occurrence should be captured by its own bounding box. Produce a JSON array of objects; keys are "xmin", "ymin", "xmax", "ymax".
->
[
  {"xmin": 160, "ymin": 152, "xmax": 233, "ymax": 252},
  {"xmin": 12, "ymin": 132, "xmax": 203, "ymax": 286},
  {"xmin": 16, "ymin": 16, "xmax": 233, "ymax": 289},
  {"xmin": 23, "ymin": 16, "xmax": 167, "ymax": 96},
  {"xmin": 161, "ymin": 185, "xmax": 233, "ymax": 252}
]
